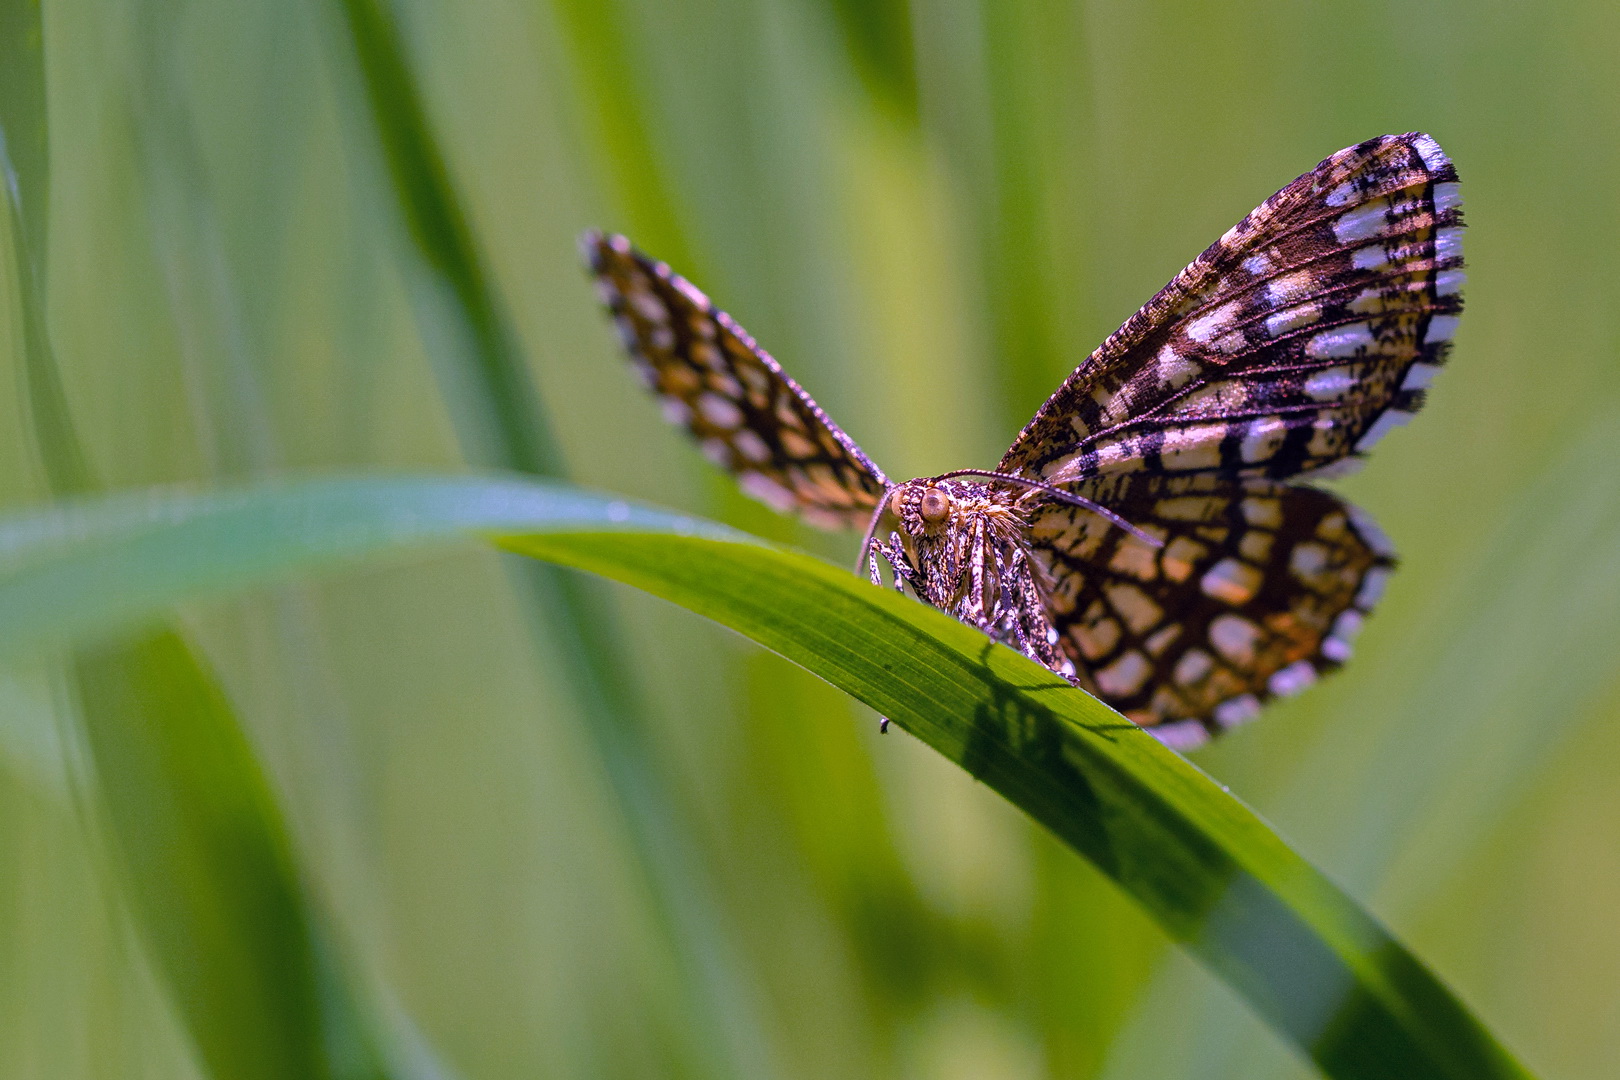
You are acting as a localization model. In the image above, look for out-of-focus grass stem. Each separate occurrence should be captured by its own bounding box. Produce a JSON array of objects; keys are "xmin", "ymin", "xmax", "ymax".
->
[{"xmin": 323, "ymin": 2, "xmax": 773, "ymax": 1076}]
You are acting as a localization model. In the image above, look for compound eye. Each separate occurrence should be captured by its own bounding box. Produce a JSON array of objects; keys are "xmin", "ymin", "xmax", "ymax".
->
[{"xmin": 919, "ymin": 487, "xmax": 951, "ymax": 524}]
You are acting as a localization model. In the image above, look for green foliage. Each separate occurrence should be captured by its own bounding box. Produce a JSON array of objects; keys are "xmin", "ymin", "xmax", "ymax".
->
[
  {"xmin": 0, "ymin": 476, "xmax": 1531, "ymax": 1079},
  {"xmin": 0, "ymin": 1, "xmax": 1616, "ymax": 1079}
]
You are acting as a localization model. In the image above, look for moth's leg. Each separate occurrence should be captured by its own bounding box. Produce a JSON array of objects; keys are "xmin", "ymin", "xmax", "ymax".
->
[
  {"xmin": 876, "ymin": 532, "xmax": 919, "ymax": 733},
  {"xmin": 1005, "ymin": 550, "xmax": 1067, "ymax": 676},
  {"xmin": 1004, "ymin": 602, "xmax": 1037, "ymax": 660},
  {"xmin": 882, "ymin": 533, "xmax": 918, "ymax": 595}
]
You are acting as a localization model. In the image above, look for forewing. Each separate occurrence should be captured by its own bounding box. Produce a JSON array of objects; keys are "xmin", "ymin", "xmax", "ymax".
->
[
  {"xmin": 584, "ymin": 232, "xmax": 889, "ymax": 529},
  {"xmin": 1026, "ymin": 473, "xmax": 1391, "ymax": 749},
  {"xmin": 1000, "ymin": 133, "xmax": 1464, "ymax": 484}
]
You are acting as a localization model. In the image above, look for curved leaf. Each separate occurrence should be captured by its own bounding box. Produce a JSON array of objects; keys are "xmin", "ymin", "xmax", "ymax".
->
[{"xmin": 0, "ymin": 474, "xmax": 1533, "ymax": 1080}]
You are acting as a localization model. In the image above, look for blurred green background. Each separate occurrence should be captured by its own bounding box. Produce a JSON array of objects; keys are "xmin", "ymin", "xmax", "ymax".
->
[{"xmin": 3, "ymin": 1, "xmax": 1618, "ymax": 1078}]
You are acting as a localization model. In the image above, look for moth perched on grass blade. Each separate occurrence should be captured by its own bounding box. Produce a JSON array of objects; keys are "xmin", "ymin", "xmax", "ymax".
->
[{"xmin": 585, "ymin": 133, "xmax": 1464, "ymax": 748}]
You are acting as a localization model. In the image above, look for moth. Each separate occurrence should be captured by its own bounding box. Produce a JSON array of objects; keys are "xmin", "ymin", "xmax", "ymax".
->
[{"xmin": 583, "ymin": 133, "xmax": 1463, "ymax": 748}]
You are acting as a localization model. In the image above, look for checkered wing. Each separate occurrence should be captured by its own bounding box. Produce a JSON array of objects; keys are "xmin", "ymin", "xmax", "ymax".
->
[
  {"xmin": 1028, "ymin": 472, "xmax": 1391, "ymax": 748},
  {"xmin": 1000, "ymin": 133, "xmax": 1464, "ymax": 484},
  {"xmin": 583, "ymin": 232, "xmax": 889, "ymax": 529}
]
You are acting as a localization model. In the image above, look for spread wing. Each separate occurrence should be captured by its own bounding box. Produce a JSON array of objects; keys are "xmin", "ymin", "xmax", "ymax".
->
[
  {"xmin": 1027, "ymin": 472, "xmax": 1391, "ymax": 749},
  {"xmin": 1000, "ymin": 133, "xmax": 1464, "ymax": 484},
  {"xmin": 583, "ymin": 231, "xmax": 889, "ymax": 529}
]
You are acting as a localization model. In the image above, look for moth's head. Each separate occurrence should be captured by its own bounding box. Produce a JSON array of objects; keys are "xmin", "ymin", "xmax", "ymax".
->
[
  {"xmin": 869, "ymin": 477, "xmax": 1033, "ymax": 616},
  {"xmin": 893, "ymin": 480, "xmax": 955, "ymax": 537}
]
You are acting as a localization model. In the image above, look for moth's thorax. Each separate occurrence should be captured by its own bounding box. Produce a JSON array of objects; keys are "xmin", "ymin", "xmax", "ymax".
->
[{"xmin": 874, "ymin": 477, "xmax": 1066, "ymax": 675}]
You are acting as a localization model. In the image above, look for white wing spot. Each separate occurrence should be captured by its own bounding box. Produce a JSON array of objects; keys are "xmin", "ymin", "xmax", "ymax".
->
[
  {"xmin": 1355, "ymin": 566, "xmax": 1392, "ymax": 608},
  {"xmin": 1356, "ymin": 409, "xmax": 1415, "ymax": 451},
  {"xmin": 672, "ymin": 278, "xmax": 711, "ymax": 308},
  {"xmin": 1241, "ymin": 497, "xmax": 1283, "ymax": 528},
  {"xmin": 1095, "ymin": 650, "xmax": 1152, "ymax": 697},
  {"xmin": 732, "ymin": 428, "xmax": 772, "ymax": 464},
  {"xmin": 1074, "ymin": 615, "xmax": 1122, "ymax": 661},
  {"xmin": 1156, "ymin": 344, "xmax": 1201, "ymax": 389},
  {"xmin": 739, "ymin": 471, "xmax": 798, "ymax": 512},
  {"xmin": 1351, "ymin": 244, "xmax": 1390, "ymax": 271},
  {"xmin": 1305, "ymin": 323, "xmax": 1374, "ymax": 359},
  {"xmin": 1289, "ymin": 541, "xmax": 1330, "ymax": 580},
  {"xmin": 660, "ymin": 397, "xmax": 692, "ymax": 425},
  {"xmin": 1239, "ymin": 529, "xmax": 1274, "ymax": 563},
  {"xmin": 1411, "ymin": 134, "xmax": 1449, "ymax": 171},
  {"xmin": 1433, "ymin": 181, "xmax": 1463, "ymax": 215},
  {"xmin": 1436, "ymin": 226, "xmax": 1464, "ymax": 263},
  {"xmin": 1210, "ymin": 614, "xmax": 1261, "ymax": 664},
  {"xmin": 1184, "ymin": 303, "xmax": 1237, "ymax": 344},
  {"xmin": 1146, "ymin": 624, "xmax": 1181, "ymax": 656},
  {"xmin": 1401, "ymin": 361, "xmax": 1443, "ymax": 391},
  {"xmin": 1346, "ymin": 505, "xmax": 1397, "ymax": 557},
  {"xmin": 1333, "ymin": 202, "xmax": 1389, "ymax": 243},
  {"xmin": 1213, "ymin": 694, "xmax": 1262, "ymax": 730},
  {"xmin": 1436, "ymin": 269, "xmax": 1466, "ymax": 296},
  {"xmin": 1321, "ymin": 610, "xmax": 1365, "ymax": 663},
  {"xmin": 1323, "ymin": 180, "xmax": 1357, "ymax": 207},
  {"xmin": 1266, "ymin": 271, "xmax": 1315, "ymax": 307},
  {"xmin": 1160, "ymin": 535, "xmax": 1207, "ymax": 582},
  {"xmin": 628, "ymin": 288, "xmax": 671, "ymax": 324},
  {"xmin": 1160, "ymin": 429, "xmax": 1223, "ymax": 471},
  {"xmin": 1268, "ymin": 660, "xmax": 1318, "ymax": 697},
  {"xmin": 696, "ymin": 392, "xmax": 744, "ymax": 429},
  {"xmin": 1106, "ymin": 583, "xmax": 1164, "ymax": 634},
  {"xmin": 1240, "ymin": 417, "xmax": 1288, "ymax": 463},
  {"xmin": 1173, "ymin": 648, "xmax": 1213, "ymax": 686},
  {"xmin": 1242, "ymin": 253, "xmax": 1273, "ymax": 275},
  {"xmin": 1424, "ymin": 314, "xmax": 1460, "ymax": 344},
  {"xmin": 1202, "ymin": 558, "xmax": 1262, "ymax": 605},
  {"xmin": 1303, "ymin": 367, "xmax": 1356, "ymax": 401},
  {"xmin": 1152, "ymin": 720, "xmax": 1210, "ymax": 751},
  {"xmin": 1265, "ymin": 303, "xmax": 1321, "ymax": 337}
]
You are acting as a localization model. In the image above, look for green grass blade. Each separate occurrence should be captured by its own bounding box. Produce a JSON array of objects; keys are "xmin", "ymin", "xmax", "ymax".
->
[
  {"xmin": 0, "ymin": 475, "xmax": 1534, "ymax": 1080},
  {"xmin": 328, "ymin": 0, "xmax": 558, "ymax": 479},
  {"xmin": 0, "ymin": 0, "xmax": 91, "ymax": 497},
  {"xmin": 318, "ymin": 7, "xmax": 772, "ymax": 1072},
  {"xmin": 0, "ymin": 12, "xmax": 383, "ymax": 1076},
  {"xmin": 71, "ymin": 632, "xmax": 352, "ymax": 1080}
]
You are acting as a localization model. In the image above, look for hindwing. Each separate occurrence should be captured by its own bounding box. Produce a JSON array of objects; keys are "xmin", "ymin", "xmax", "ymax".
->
[{"xmin": 1026, "ymin": 473, "xmax": 1391, "ymax": 747}]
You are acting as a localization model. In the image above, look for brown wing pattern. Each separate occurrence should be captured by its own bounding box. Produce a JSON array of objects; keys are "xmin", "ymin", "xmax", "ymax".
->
[
  {"xmin": 1026, "ymin": 472, "xmax": 1391, "ymax": 748},
  {"xmin": 1000, "ymin": 133, "xmax": 1464, "ymax": 485},
  {"xmin": 583, "ymin": 231, "xmax": 889, "ymax": 529}
]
